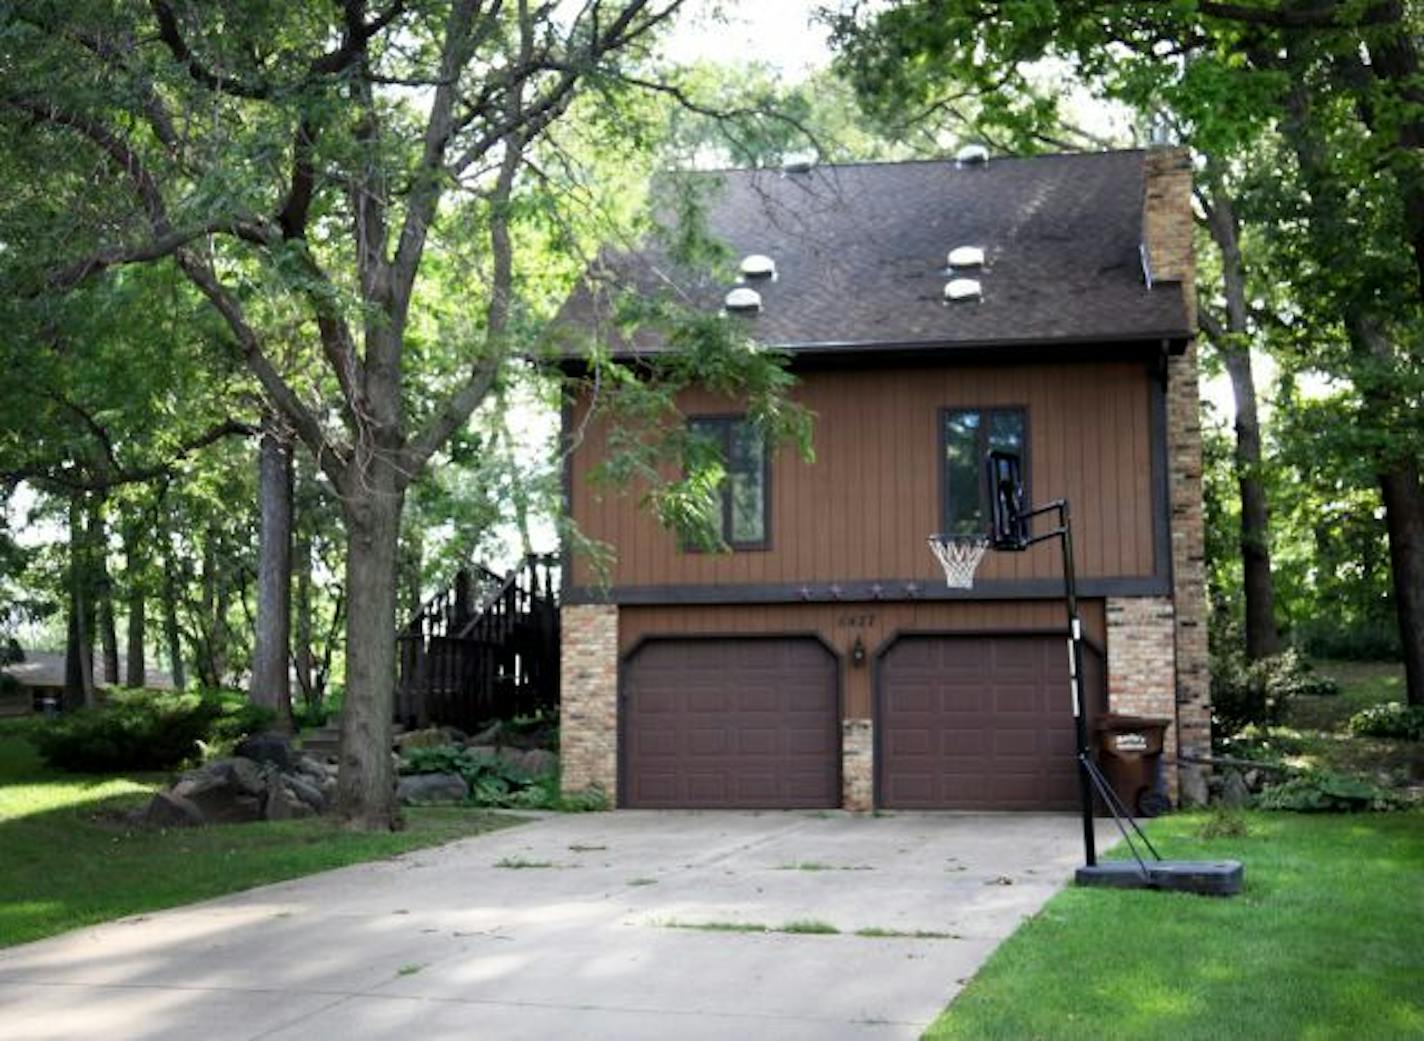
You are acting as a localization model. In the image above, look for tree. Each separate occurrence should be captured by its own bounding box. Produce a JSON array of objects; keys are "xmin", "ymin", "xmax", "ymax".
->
[
  {"xmin": 251, "ymin": 412, "xmax": 294, "ymax": 729},
  {"xmin": 2, "ymin": 1, "xmax": 817, "ymax": 826},
  {"xmin": 829, "ymin": 0, "xmax": 1424, "ymax": 702}
]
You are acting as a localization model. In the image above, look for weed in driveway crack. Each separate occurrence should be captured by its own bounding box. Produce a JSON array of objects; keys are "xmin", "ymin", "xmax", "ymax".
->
[
  {"xmin": 854, "ymin": 927, "xmax": 962, "ymax": 940},
  {"xmin": 775, "ymin": 862, "xmax": 874, "ymax": 872},
  {"xmin": 494, "ymin": 857, "xmax": 557, "ymax": 869},
  {"xmin": 660, "ymin": 919, "xmax": 841, "ymax": 936}
]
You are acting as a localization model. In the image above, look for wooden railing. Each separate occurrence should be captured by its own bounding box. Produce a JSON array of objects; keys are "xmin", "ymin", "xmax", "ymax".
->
[{"xmin": 395, "ymin": 554, "xmax": 560, "ymax": 732}]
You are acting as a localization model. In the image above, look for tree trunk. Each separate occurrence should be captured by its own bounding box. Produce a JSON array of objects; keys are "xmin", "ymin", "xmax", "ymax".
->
[
  {"xmin": 251, "ymin": 415, "xmax": 294, "ymax": 728},
  {"xmin": 161, "ymin": 520, "xmax": 187, "ymax": 692},
  {"xmin": 1202, "ymin": 178, "xmax": 1279, "ymax": 659},
  {"xmin": 1378, "ymin": 462, "xmax": 1424, "ymax": 706},
  {"xmin": 63, "ymin": 494, "xmax": 95, "ymax": 709},
  {"xmin": 337, "ymin": 469, "xmax": 404, "ymax": 831},
  {"xmin": 124, "ymin": 523, "xmax": 146, "ymax": 688},
  {"xmin": 90, "ymin": 499, "xmax": 120, "ymax": 685},
  {"xmin": 294, "ymin": 526, "xmax": 315, "ymax": 708}
]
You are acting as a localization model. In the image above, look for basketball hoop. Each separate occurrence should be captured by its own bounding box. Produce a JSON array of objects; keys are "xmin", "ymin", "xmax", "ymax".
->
[{"xmin": 927, "ymin": 533, "xmax": 990, "ymax": 589}]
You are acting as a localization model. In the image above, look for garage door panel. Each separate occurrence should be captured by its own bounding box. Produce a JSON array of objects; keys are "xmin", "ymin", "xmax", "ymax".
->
[
  {"xmin": 879, "ymin": 635, "xmax": 1086, "ymax": 811},
  {"xmin": 625, "ymin": 638, "xmax": 839, "ymax": 809}
]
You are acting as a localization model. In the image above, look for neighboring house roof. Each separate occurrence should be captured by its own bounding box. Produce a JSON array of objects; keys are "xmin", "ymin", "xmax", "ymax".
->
[
  {"xmin": 2, "ymin": 650, "xmax": 176, "ymax": 692},
  {"xmin": 558, "ymin": 149, "xmax": 1192, "ymax": 358}
]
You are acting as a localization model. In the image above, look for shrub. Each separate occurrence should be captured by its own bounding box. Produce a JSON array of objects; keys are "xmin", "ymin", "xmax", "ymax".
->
[
  {"xmin": 32, "ymin": 690, "xmax": 275, "ymax": 773},
  {"xmin": 1256, "ymin": 771, "xmax": 1407, "ymax": 812},
  {"xmin": 398, "ymin": 744, "xmax": 599, "ymax": 810},
  {"xmin": 1211, "ymin": 648, "xmax": 1339, "ymax": 741},
  {"xmin": 1348, "ymin": 702, "xmax": 1424, "ymax": 742}
]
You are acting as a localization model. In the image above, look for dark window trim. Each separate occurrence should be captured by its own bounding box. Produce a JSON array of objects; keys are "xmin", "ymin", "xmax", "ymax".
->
[
  {"xmin": 938, "ymin": 405, "xmax": 1030, "ymax": 537},
  {"xmin": 686, "ymin": 413, "xmax": 772, "ymax": 552}
]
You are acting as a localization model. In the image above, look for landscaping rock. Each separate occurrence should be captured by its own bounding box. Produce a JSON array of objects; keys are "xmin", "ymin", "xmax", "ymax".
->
[
  {"xmin": 467, "ymin": 721, "xmax": 503, "ymax": 747},
  {"xmin": 264, "ymin": 778, "xmax": 315, "ymax": 821},
  {"xmin": 235, "ymin": 731, "xmax": 292, "ymax": 770},
  {"xmin": 1219, "ymin": 770, "xmax": 1251, "ymax": 809},
  {"xmin": 394, "ymin": 727, "xmax": 450, "ymax": 751},
  {"xmin": 1179, "ymin": 765, "xmax": 1209, "ymax": 808},
  {"xmin": 498, "ymin": 746, "xmax": 530, "ymax": 772},
  {"xmin": 284, "ymin": 774, "xmax": 327, "ymax": 813},
  {"xmin": 142, "ymin": 791, "xmax": 205, "ymax": 828},
  {"xmin": 293, "ymin": 754, "xmax": 328, "ymax": 781},
  {"xmin": 397, "ymin": 772, "xmax": 470, "ymax": 805},
  {"xmin": 521, "ymin": 749, "xmax": 558, "ymax": 777}
]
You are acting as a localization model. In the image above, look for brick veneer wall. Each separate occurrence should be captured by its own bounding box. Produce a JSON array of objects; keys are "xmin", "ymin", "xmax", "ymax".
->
[
  {"xmin": 1106, "ymin": 597, "xmax": 1179, "ymax": 801},
  {"xmin": 559, "ymin": 603, "xmax": 619, "ymax": 802},
  {"xmin": 1144, "ymin": 146, "xmax": 1211, "ymax": 804},
  {"xmin": 841, "ymin": 719, "xmax": 873, "ymax": 811}
]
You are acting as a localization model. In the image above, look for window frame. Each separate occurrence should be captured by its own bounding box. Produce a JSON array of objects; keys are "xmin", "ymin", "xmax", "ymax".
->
[
  {"xmin": 686, "ymin": 414, "xmax": 772, "ymax": 551},
  {"xmin": 939, "ymin": 406, "xmax": 1030, "ymax": 538}
]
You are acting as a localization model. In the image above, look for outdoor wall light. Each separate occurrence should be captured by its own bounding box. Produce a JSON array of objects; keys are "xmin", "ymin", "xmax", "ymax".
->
[{"xmin": 851, "ymin": 636, "xmax": 867, "ymax": 667}]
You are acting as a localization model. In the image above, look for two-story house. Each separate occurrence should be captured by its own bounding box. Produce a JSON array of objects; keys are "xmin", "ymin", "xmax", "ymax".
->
[{"xmin": 557, "ymin": 147, "xmax": 1208, "ymax": 812}]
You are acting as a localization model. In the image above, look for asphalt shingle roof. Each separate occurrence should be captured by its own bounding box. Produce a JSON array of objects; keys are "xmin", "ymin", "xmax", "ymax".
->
[{"xmin": 560, "ymin": 149, "xmax": 1191, "ymax": 356}]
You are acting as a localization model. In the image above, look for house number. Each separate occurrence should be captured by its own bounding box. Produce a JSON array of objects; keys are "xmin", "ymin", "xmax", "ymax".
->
[{"xmin": 837, "ymin": 613, "xmax": 876, "ymax": 629}]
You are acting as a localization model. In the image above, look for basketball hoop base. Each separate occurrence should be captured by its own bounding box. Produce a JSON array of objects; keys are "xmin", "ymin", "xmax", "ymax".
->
[{"xmin": 1076, "ymin": 859, "xmax": 1244, "ymax": 897}]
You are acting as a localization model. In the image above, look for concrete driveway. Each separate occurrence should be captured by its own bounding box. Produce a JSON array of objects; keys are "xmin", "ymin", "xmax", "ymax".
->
[{"xmin": 0, "ymin": 811, "xmax": 1113, "ymax": 1040}]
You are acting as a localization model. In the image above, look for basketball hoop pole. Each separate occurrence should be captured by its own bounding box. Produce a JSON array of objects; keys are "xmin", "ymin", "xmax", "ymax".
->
[{"xmin": 1005, "ymin": 497, "xmax": 1097, "ymax": 867}]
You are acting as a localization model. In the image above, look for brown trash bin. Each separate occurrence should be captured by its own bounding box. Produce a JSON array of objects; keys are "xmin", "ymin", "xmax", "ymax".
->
[{"xmin": 1093, "ymin": 714, "xmax": 1172, "ymax": 817}]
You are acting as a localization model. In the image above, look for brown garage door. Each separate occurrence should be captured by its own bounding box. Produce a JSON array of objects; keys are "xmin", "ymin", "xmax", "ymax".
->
[
  {"xmin": 622, "ymin": 638, "xmax": 839, "ymax": 809},
  {"xmin": 878, "ymin": 635, "xmax": 1095, "ymax": 810}
]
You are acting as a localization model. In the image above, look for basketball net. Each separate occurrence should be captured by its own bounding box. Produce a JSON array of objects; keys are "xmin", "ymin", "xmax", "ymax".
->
[{"xmin": 927, "ymin": 534, "xmax": 990, "ymax": 589}]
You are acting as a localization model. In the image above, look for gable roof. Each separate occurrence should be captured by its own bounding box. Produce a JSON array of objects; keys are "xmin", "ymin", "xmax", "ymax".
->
[{"xmin": 560, "ymin": 149, "xmax": 1192, "ymax": 357}]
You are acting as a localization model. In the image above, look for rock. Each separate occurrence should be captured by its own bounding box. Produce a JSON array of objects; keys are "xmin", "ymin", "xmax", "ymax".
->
[
  {"xmin": 1179, "ymin": 765, "xmax": 1210, "ymax": 808},
  {"xmin": 284, "ymin": 774, "xmax": 327, "ymax": 813},
  {"xmin": 1219, "ymin": 770, "xmax": 1251, "ymax": 809},
  {"xmin": 236, "ymin": 731, "xmax": 292, "ymax": 770},
  {"xmin": 498, "ymin": 746, "xmax": 529, "ymax": 772},
  {"xmin": 264, "ymin": 780, "xmax": 315, "ymax": 821},
  {"xmin": 521, "ymin": 749, "xmax": 558, "ymax": 777},
  {"xmin": 394, "ymin": 727, "xmax": 452, "ymax": 751},
  {"xmin": 1244, "ymin": 769, "xmax": 1262, "ymax": 792},
  {"xmin": 142, "ymin": 791, "xmax": 205, "ymax": 828},
  {"xmin": 293, "ymin": 755, "xmax": 327, "ymax": 781},
  {"xmin": 397, "ymin": 772, "xmax": 469, "ymax": 806},
  {"xmin": 467, "ymin": 721, "xmax": 503, "ymax": 747},
  {"xmin": 464, "ymin": 745, "xmax": 497, "ymax": 764}
]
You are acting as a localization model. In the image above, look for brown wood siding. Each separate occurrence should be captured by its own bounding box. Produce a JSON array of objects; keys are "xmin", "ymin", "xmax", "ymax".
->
[
  {"xmin": 620, "ymin": 600, "xmax": 1106, "ymax": 720},
  {"xmin": 568, "ymin": 360, "xmax": 1159, "ymax": 591}
]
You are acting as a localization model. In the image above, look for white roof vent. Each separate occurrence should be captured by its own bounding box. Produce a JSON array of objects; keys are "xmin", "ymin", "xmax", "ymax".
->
[
  {"xmin": 740, "ymin": 254, "xmax": 777, "ymax": 280},
  {"xmin": 724, "ymin": 286, "xmax": 763, "ymax": 313},
  {"xmin": 944, "ymin": 278, "xmax": 983, "ymax": 303},
  {"xmin": 948, "ymin": 246, "xmax": 985, "ymax": 269},
  {"xmin": 955, "ymin": 143, "xmax": 989, "ymax": 166},
  {"xmin": 781, "ymin": 153, "xmax": 816, "ymax": 174}
]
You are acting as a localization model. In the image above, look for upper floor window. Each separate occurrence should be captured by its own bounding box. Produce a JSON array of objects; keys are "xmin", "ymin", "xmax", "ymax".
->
[
  {"xmin": 942, "ymin": 408, "xmax": 1027, "ymax": 536},
  {"xmin": 688, "ymin": 416, "xmax": 769, "ymax": 548}
]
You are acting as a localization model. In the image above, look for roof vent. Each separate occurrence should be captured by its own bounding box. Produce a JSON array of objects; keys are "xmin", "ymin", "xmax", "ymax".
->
[
  {"xmin": 740, "ymin": 254, "xmax": 777, "ymax": 280},
  {"xmin": 947, "ymin": 246, "xmax": 985, "ymax": 269},
  {"xmin": 781, "ymin": 153, "xmax": 816, "ymax": 174},
  {"xmin": 944, "ymin": 278, "xmax": 983, "ymax": 303},
  {"xmin": 955, "ymin": 143, "xmax": 989, "ymax": 166},
  {"xmin": 724, "ymin": 286, "xmax": 763, "ymax": 313}
]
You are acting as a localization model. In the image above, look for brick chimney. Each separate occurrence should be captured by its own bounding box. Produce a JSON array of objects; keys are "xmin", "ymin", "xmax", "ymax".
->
[{"xmin": 1141, "ymin": 147, "xmax": 1196, "ymax": 329}]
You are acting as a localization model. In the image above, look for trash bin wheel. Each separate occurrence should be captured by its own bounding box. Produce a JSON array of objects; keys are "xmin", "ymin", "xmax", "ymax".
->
[{"xmin": 1137, "ymin": 789, "xmax": 1171, "ymax": 818}]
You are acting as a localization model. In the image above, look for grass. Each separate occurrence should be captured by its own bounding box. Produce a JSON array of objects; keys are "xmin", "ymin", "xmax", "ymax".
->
[
  {"xmin": 0, "ymin": 731, "xmax": 519, "ymax": 949},
  {"xmin": 1291, "ymin": 660, "xmax": 1407, "ymax": 731},
  {"xmin": 775, "ymin": 861, "xmax": 874, "ymax": 872},
  {"xmin": 493, "ymin": 856, "xmax": 555, "ymax": 869},
  {"xmin": 923, "ymin": 811, "xmax": 1424, "ymax": 1041},
  {"xmin": 661, "ymin": 918, "xmax": 841, "ymax": 936},
  {"xmin": 855, "ymin": 926, "xmax": 961, "ymax": 940}
]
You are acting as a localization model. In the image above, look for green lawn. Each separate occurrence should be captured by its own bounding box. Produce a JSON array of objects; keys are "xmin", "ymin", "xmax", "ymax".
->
[
  {"xmin": 0, "ymin": 732, "xmax": 519, "ymax": 948},
  {"xmin": 925, "ymin": 811, "xmax": 1424, "ymax": 1041},
  {"xmin": 1292, "ymin": 660, "xmax": 1407, "ymax": 731}
]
